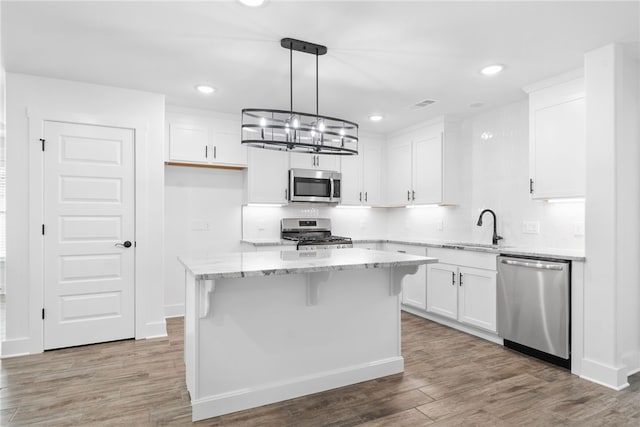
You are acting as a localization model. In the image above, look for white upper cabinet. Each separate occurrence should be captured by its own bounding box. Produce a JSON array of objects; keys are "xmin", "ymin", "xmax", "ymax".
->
[
  {"xmin": 169, "ymin": 124, "xmax": 209, "ymax": 163},
  {"xmin": 246, "ymin": 147, "xmax": 289, "ymax": 204},
  {"xmin": 524, "ymin": 72, "xmax": 585, "ymax": 199},
  {"xmin": 166, "ymin": 107, "xmax": 247, "ymax": 167},
  {"xmin": 290, "ymin": 152, "xmax": 340, "ymax": 172},
  {"xmin": 386, "ymin": 137, "xmax": 413, "ymax": 205},
  {"xmin": 340, "ymin": 135, "xmax": 383, "ymax": 206},
  {"xmin": 385, "ymin": 117, "xmax": 460, "ymax": 206}
]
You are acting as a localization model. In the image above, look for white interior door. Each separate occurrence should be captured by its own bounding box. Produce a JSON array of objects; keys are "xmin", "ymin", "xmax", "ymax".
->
[{"xmin": 43, "ymin": 121, "xmax": 135, "ymax": 350}]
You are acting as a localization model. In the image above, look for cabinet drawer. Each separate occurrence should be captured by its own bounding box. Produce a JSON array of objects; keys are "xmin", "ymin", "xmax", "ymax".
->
[{"xmin": 427, "ymin": 248, "xmax": 496, "ymax": 270}]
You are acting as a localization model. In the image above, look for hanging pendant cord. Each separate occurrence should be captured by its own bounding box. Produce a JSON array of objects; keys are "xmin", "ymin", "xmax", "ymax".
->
[{"xmin": 290, "ymin": 46, "xmax": 293, "ymax": 114}]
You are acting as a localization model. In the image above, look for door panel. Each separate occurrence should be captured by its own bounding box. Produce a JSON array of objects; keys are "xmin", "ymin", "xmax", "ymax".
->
[
  {"xmin": 426, "ymin": 263, "xmax": 458, "ymax": 319},
  {"xmin": 44, "ymin": 121, "xmax": 135, "ymax": 350},
  {"xmin": 458, "ymin": 267, "xmax": 497, "ymax": 332}
]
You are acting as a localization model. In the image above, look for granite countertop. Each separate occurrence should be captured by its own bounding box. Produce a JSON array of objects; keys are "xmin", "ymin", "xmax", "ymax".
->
[
  {"xmin": 242, "ymin": 238, "xmax": 585, "ymax": 262},
  {"xmin": 179, "ymin": 247, "xmax": 438, "ymax": 280}
]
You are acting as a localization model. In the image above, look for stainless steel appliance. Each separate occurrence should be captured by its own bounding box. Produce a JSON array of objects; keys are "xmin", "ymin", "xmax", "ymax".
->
[
  {"xmin": 497, "ymin": 255, "xmax": 571, "ymax": 368},
  {"xmin": 289, "ymin": 169, "xmax": 341, "ymax": 204},
  {"xmin": 281, "ymin": 218, "xmax": 352, "ymax": 250}
]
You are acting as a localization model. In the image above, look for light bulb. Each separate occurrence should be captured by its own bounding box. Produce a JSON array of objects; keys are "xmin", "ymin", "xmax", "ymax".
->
[
  {"xmin": 260, "ymin": 117, "xmax": 266, "ymax": 127},
  {"xmin": 318, "ymin": 121, "xmax": 325, "ymax": 132},
  {"xmin": 293, "ymin": 117, "xmax": 299, "ymax": 128},
  {"xmin": 285, "ymin": 122, "xmax": 290, "ymax": 134},
  {"xmin": 339, "ymin": 128, "xmax": 345, "ymax": 136},
  {"xmin": 310, "ymin": 126, "xmax": 316, "ymax": 137}
]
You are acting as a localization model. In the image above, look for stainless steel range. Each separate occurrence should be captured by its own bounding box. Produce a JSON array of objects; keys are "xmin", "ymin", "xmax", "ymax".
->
[{"xmin": 281, "ymin": 218, "xmax": 353, "ymax": 250}]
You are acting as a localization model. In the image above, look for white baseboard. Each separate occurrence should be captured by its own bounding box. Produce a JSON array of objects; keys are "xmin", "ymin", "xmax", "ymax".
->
[
  {"xmin": 164, "ymin": 303, "xmax": 185, "ymax": 318},
  {"xmin": 401, "ymin": 305, "xmax": 503, "ymax": 345},
  {"xmin": 580, "ymin": 358, "xmax": 630, "ymax": 390},
  {"xmin": 142, "ymin": 319, "xmax": 168, "ymax": 339},
  {"xmin": 1, "ymin": 337, "xmax": 33, "ymax": 358},
  {"xmin": 191, "ymin": 357, "xmax": 404, "ymax": 421}
]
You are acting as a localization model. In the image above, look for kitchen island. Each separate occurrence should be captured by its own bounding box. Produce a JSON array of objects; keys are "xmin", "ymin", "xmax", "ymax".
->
[{"xmin": 178, "ymin": 248, "xmax": 436, "ymax": 421}]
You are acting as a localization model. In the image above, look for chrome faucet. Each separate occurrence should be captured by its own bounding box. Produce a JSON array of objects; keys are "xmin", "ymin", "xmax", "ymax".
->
[{"xmin": 476, "ymin": 209, "xmax": 503, "ymax": 245}]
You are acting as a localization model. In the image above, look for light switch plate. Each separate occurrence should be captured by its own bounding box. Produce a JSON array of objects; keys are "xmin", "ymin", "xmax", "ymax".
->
[
  {"xmin": 436, "ymin": 219, "xmax": 443, "ymax": 231},
  {"xmin": 574, "ymin": 222, "xmax": 585, "ymax": 236},
  {"xmin": 522, "ymin": 220, "xmax": 540, "ymax": 234}
]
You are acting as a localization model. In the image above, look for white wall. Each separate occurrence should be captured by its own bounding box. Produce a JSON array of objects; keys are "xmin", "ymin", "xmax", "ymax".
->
[
  {"xmin": 3, "ymin": 73, "xmax": 166, "ymax": 356},
  {"xmin": 582, "ymin": 43, "xmax": 640, "ymax": 389},
  {"xmin": 164, "ymin": 165, "xmax": 244, "ymax": 317},
  {"xmin": 242, "ymin": 205, "xmax": 387, "ymax": 241},
  {"xmin": 386, "ymin": 100, "xmax": 585, "ymax": 249}
]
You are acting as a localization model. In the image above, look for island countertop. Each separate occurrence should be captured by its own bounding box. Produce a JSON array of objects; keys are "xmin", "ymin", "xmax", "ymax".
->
[{"xmin": 178, "ymin": 247, "xmax": 437, "ymax": 280}]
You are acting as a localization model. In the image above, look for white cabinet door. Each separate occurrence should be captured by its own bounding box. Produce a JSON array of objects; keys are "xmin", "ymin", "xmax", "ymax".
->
[
  {"xmin": 212, "ymin": 130, "xmax": 247, "ymax": 167},
  {"xmin": 412, "ymin": 129, "xmax": 443, "ymax": 204},
  {"xmin": 458, "ymin": 267, "xmax": 497, "ymax": 332},
  {"xmin": 400, "ymin": 246, "xmax": 427, "ymax": 309},
  {"xmin": 386, "ymin": 138, "xmax": 412, "ymax": 206},
  {"xmin": 528, "ymin": 77, "xmax": 585, "ymax": 199},
  {"xmin": 426, "ymin": 263, "xmax": 458, "ymax": 320},
  {"xmin": 362, "ymin": 140, "xmax": 382, "ymax": 206},
  {"xmin": 340, "ymin": 153, "xmax": 363, "ymax": 205},
  {"xmin": 290, "ymin": 152, "xmax": 340, "ymax": 171},
  {"xmin": 169, "ymin": 123, "xmax": 209, "ymax": 163},
  {"xmin": 247, "ymin": 148, "xmax": 289, "ymax": 204}
]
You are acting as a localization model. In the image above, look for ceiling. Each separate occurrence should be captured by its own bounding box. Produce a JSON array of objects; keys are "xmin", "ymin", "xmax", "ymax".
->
[{"xmin": 2, "ymin": 1, "xmax": 639, "ymax": 134}]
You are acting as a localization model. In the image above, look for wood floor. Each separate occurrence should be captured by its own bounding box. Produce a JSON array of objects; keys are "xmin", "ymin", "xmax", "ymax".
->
[{"xmin": 1, "ymin": 313, "xmax": 639, "ymax": 426}]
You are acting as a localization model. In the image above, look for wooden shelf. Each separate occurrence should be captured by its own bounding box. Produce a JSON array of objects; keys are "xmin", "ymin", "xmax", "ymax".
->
[{"xmin": 165, "ymin": 161, "xmax": 246, "ymax": 171}]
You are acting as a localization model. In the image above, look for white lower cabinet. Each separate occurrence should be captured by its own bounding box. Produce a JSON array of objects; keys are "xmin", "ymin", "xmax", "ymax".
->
[
  {"xmin": 385, "ymin": 243, "xmax": 427, "ymax": 310},
  {"xmin": 426, "ymin": 248, "xmax": 497, "ymax": 333}
]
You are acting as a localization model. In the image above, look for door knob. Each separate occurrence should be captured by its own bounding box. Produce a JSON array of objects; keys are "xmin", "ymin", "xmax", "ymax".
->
[{"xmin": 115, "ymin": 240, "xmax": 132, "ymax": 248}]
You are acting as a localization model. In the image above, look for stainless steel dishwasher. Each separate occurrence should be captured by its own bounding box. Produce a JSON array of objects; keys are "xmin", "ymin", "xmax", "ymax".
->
[{"xmin": 497, "ymin": 255, "xmax": 570, "ymax": 368}]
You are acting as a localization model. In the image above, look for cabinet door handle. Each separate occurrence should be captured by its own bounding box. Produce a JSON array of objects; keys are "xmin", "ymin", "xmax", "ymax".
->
[
  {"xmin": 285, "ymin": 188, "xmax": 288, "ymax": 201},
  {"xmin": 459, "ymin": 272, "xmax": 463, "ymax": 286},
  {"xmin": 407, "ymin": 190, "xmax": 411, "ymax": 201},
  {"xmin": 365, "ymin": 192, "xmax": 368, "ymax": 202},
  {"xmin": 316, "ymin": 155, "xmax": 319, "ymax": 167},
  {"xmin": 214, "ymin": 146, "xmax": 217, "ymax": 159},
  {"xmin": 451, "ymin": 272, "xmax": 455, "ymax": 286},
  {"xmin": 359, "ymin": 192, "xmax": 362, "ymax": 202},
  {"xmin": 412, "ymin": 190, "xmax": 416, "ymax": 201},
  {"xmin": 205, "ymin": 146, "xmax": 208, "ymax": 158}
]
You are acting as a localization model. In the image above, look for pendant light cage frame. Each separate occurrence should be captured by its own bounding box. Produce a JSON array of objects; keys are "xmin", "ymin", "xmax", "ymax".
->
[{"xmin": 241, "ymin": 38, "xmax": 359, "ymax": 156}]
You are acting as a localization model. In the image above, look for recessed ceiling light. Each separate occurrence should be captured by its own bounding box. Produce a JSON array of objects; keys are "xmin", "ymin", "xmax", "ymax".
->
[
  {"xmin": 480, "ymin": 64, "xmax": 505, "ymax": 76},
  {"xmin": 196, "ymin": 85, "xmax": 215, "ymax": 94},
  {"xmin": 369, "ymin": 115, "xmax": 384, "ymax": 122},
  {"xmin": 238, "ymin": 0, "xmax": 266, "ymax": 7}
]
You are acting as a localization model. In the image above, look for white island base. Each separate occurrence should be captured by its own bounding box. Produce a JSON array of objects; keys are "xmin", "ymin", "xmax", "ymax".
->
[{"xmin": 181, "ymin": 249, "xmax": 434, "ymax": 421}]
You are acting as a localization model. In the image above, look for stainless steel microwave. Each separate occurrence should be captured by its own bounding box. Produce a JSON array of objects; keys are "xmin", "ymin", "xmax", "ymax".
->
[{"xmin": 289, "ymin": 168, "xmax": 341, "ymax": 204}]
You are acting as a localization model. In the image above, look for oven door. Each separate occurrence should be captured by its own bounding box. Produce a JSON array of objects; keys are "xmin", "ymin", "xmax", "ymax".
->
[{"xmin": 289, "ymin": 169, "xmax": 341, "ymax": 203}]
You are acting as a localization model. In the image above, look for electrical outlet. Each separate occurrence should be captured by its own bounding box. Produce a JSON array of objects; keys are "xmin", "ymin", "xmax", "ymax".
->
[
  {"xmin": 436, "ymin": 219, "xmax": 444, "ymax": 231},
  {"xmin": 522, "ymin": 221, "xmax": 540, "ymax": 234},
  {"xmin": 191, "ymin": 220, "xmax": 209, "ymax": 231},
  {"xmin": 574, "ymin": 222, "xmax": 585, "ymax": 236}
]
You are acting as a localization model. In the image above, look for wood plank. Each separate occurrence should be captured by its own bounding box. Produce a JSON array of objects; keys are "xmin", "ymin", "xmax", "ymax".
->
[{"xmin": 0, "ymin": 314, "xmax": 639, "ymax": 426}]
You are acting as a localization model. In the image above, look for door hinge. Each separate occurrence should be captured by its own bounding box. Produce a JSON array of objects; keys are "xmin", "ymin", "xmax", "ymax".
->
[
  {"xmin": 529, "ymin": 178, "xmax": 534, "ymax": 194},
  {"xmin": 40, "ymin": 138, "xmax": 45, "ymax": 151},
  {"xmin": 42, "ymin": 224, "xmax": 45, "ymax": 235},
  {"xmin": 42, "ymin": 308, "xmax": 45, "ymax": 319}
]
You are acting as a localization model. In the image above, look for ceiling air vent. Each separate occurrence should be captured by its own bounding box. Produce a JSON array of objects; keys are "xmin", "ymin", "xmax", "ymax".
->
[{"xmin": 409, "ymin": 99, "xmax": 437, "ymax": 110}]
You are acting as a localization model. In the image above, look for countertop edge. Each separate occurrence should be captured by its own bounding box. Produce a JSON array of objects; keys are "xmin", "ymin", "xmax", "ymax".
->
[{"xmin": 241, "ymin": 238, "xmax": 586, "ymax": 262}]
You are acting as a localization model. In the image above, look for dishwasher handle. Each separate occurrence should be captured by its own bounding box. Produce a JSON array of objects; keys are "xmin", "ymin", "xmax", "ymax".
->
[{"xmin": 500, "ymin": 259, "xmax": 564, "ymax": 271}]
